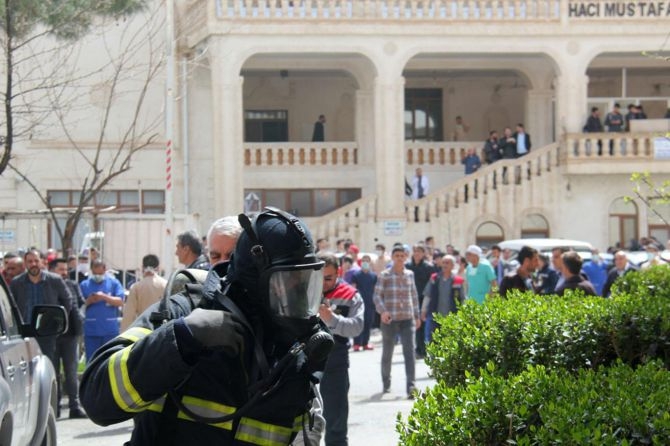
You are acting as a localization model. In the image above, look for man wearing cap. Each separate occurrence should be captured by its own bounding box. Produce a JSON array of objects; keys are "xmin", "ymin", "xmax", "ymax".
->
[
  {"xmin": 343, "ymin": 244, "xmax": 361, "ymax": 283},
  {"xmin": 463, "ymin": 245, "xmax": 497, "ymax": 304}
]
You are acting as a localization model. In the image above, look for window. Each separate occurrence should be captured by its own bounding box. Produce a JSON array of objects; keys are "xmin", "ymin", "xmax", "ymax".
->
[
  {"xmin": 475, "ymin": 221, "xmax": 504, "ymax": 248},
  {"xmin": 405, "ymin": 89, "xmax": 443, "ymax": 141},
  {"xmin": 647, "ymin": 200, "xmax": 670, "ymax": 247},
  {"xmin": 521, "ymin": 214, "xmax": 549, "ymax": 238},
  {"xmin": 608, "ymin": 198, "xmax": 638, "ymax": 250},
  {"xmin": 244, "ymin": 189, "xmax": 362, "ymax": 217},
  {"xmin": 47, "ymin": 190, "xmax": 165, "ymax": 214},
  {"xmin": 245, "ymin": 110, "xmax": 289, "ymax": 142},
  {"xmin": 46, "ymin": 189, "xmax": 166, "ymax": 250}
]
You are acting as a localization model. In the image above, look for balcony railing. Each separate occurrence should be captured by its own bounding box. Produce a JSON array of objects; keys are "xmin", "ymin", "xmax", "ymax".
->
[
  {"xmin": 405, "ymin": 141, "xmax": 481, "ymax": 166},
  {"xmin": 244, "ymin": 142, "xmax": 358, "ymax": 166},
  {"xmin": 565, "ymin": 133, "xmax": 664, "ymax": 160},
  {"xmin": 215, "ymin": 0, "xmax": 562, "ymax": 21},
  {"xmin": 406, "ymin": 142, "xmax": 561, "ymax": 222}
]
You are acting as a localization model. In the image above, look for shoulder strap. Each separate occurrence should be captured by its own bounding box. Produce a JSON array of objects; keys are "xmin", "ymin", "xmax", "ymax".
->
[{"xmin": 149, "ymin": 269, "xmax": 209, "ymax": 329}]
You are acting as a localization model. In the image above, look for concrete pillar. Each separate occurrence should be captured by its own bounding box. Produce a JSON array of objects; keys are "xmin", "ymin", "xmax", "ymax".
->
[
  {"xmin": 210, "ymin": 43, "xmax": 244, "ymax": 217},
  {"xmin": 355, "ymin": 88, "xmax": 375, "ymax": 165},
  {"xmin": 555, "ymin": 72, "xmax": 589, "ymax": 136},
  {"xmin": 374, "ymin": 74, "xmax": 405, "ymax": 219},
  {"xmin": 526, "ymin": 89, "xmax": 554, "ymax": 147}
]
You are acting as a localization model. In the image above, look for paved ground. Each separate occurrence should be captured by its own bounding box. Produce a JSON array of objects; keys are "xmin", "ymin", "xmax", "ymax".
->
[{"xmin": 57, "ymin": 328, "xmax": 435, "ymax": 445}]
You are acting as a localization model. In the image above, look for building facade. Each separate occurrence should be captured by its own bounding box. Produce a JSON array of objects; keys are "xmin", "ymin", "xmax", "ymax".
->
[{"xmin": 2, "ymin": 0, "xmax": 670, "ymax": 265}]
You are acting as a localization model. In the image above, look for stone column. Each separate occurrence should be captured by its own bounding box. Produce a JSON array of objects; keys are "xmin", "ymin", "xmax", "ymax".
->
[
  {"xmin": 526, "ymin": 89, "xmax": 555, "ymax": 147},
  {"xmin": 373, "ymin": 74, "xmax": 405, "ymax": 219},
  {"xmin": 555, "ymin": 72, "xmax": 589, "ymax": 136},
  {"xmin": 210, "ymin": 43, "xmax": 244, "ymax": 217},
  {"xmin": 355, "ymin": 88, "xmax": 374, "ymax": 165}
]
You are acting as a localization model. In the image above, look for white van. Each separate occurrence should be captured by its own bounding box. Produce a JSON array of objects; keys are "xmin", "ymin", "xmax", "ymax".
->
[{"xmin": 497, "ymin": 238, "xmax": 594, "ymax": 260}]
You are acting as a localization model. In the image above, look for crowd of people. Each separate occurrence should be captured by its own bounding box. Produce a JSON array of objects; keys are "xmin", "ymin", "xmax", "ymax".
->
[{"xmin": 1, "ymin": 211, "xmax": 668, "ymax": 446}]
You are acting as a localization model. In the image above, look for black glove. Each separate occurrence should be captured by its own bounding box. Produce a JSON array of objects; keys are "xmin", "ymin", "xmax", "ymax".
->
[{"xmin": 183, "ymin": 308, "xmax": 245, "ymax": 356}]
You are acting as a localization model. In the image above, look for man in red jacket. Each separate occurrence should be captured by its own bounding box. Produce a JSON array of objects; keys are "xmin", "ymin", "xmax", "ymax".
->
[{"xmin": 319, "ymin": 253, "xmax": 364, "ymax": 446}]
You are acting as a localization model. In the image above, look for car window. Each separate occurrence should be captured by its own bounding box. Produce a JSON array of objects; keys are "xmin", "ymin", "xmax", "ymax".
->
[{"xmin": 0, "ymin": 284, "xmax": 19, "ymax": 337}]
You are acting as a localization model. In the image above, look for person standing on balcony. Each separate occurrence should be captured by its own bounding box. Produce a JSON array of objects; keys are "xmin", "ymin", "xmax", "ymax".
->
[
  {"xmin": 483, "ymin": 130, "xmax": 501, "ymax": 164},
  {"xmin": 312, "ymin": 114, "xmax": 326, "ymax": 142},
  {"xmin": 461, "ymin": 147, "xmax": 481, "ymax": 202},
  {"xmin": 584, "ymin": 107, "xmax": 604, "ymax": 155},
  {"xmin": 514, "ymin": 123, "xmax": 531, "ymax": 157},
  {"xmin": 452, "ymin": 115, "xmax": 470, "ymax": 141},
  {"xmin": 604, "ymin": 103, "xmax": 624, "ymax": 156},
  {"xmin": 499, "ymin": 127, "xmax": 516, "ymax": 184},
  {"xmin": 410, "ymin": 167, "xmax": 429, "ymax": 222}
]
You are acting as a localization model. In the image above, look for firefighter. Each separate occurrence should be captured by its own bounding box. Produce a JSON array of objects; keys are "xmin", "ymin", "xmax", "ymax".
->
[{"xmin": 80, "ymin": 207, "xmax": 332, "ymax": 445}]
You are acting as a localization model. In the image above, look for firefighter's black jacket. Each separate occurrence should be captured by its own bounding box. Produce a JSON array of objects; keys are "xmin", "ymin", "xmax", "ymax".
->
[{"xmin": 80, "ymin": 268, "xmax": 316, "ymax": 445}]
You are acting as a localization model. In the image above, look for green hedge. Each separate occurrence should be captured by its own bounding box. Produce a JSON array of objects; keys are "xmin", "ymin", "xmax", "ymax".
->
[
  {"xmin": 398, "ymin": 361, "xmax": 670, "ymax": 446},
  {"xmin": 427, "ymin": 268, "xmax": 670, "ymax": 387}
]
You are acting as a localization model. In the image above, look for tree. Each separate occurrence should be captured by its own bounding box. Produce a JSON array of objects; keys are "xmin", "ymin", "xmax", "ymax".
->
[
  {"xmin": 5, "ymin": 1, "xmax": 164, "ymax": 254},
  {"xmin": 0, "ymin": 0, "xmax": 148, "ymax": 176},
  {"xmin": 629, "ymin": 171, "xmax": 670, "ymax": 227}
]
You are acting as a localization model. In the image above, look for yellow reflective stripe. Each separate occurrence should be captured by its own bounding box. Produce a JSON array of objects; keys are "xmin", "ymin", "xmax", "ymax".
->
[
  {"xmin": 107, "ymin": 346, "xmax": 150, "ymax": 413},
  {"xmin": 147, "ymin": 395, "xmax": 166, "ymax": 413},
  {"xmin": 235, "ymin": 417, "xmax": 292, "ymax": 446},
  {"xmin": 176, "ymin": 395, "xmax": 235, "ymax": 430},
  {"xmin": 118, "ymin": 326, "xmax": 152, "ymax": 343},
  {"xmin": 292, "ymin": 414, "xmax": 305, "ymax": 432}
]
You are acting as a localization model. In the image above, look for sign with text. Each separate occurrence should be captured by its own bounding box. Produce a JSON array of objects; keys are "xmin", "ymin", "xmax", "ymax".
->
[
  {"xmin": 569, "ymin": 1, "xmax": 670, "ymax": 18},
  {"xmin": 0, "ymin": 230, "xmax": 15, "ymax": 243},
  {"xmin": 383, "ymin": 220, "xmax": 404, "ymax": 236},
  {"xmin": 653, "ymin": 137, "xmax": 670, "ymax": 160}
]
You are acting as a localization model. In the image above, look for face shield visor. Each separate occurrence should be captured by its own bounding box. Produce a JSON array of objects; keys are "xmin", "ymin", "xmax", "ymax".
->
[{"xmin": 265, "ymin": 262, "xmax": 324, "ymax": 319}]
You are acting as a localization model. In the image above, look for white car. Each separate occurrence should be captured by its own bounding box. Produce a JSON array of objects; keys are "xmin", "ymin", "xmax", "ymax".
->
[{"xmin": 497, "ymin": 238, "xmax": 595, "ymax": 260}]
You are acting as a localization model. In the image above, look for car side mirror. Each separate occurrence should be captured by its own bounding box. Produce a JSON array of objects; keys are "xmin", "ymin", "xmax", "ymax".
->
[{"xmin": 30, "ymin": 305, "xmax": 68, "ymax": 337}]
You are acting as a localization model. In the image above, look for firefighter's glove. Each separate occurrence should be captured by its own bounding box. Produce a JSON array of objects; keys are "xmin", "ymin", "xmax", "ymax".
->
[{"xmin": 184, "ymin": 308, "xmax": 245, "ymax": 356}]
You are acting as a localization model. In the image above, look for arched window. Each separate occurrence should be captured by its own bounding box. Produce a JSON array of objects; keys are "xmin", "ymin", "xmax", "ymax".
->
[
  {"xmin": 521, "ymin": 213, "xmax": 549, "ymax": 238},
  {"xmin": 475, "ymin": 221, "xmax": 504, "ymax": 248},
  {"xmin": 608, "ymin": 198, "xmax": 638, "ymax": 250},
  {"xmin": 647, "ymin": 201, "xmax": 670, "ymax": 248}
]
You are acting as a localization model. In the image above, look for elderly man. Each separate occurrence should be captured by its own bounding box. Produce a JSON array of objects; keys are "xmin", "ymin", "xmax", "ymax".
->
[
  {"xmin": 602, "ymin": 251, "xmax": 638, "ymax": 297},
  {"xmin": 463, "ymin": 245, "xmax": 496, "ymax": 304}
]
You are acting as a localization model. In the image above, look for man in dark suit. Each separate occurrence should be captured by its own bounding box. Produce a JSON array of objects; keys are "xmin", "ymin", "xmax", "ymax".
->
[
  {"xmin": 602, "ymin": 251, "xmax": 638, "ymax": 297},
  {"xmin": 312, "ymin": 114, "xmax": 326, "ymax": 142},
  {"xmin": 10, "ymin": 249, "xmax": 73, "ymax": 367}
]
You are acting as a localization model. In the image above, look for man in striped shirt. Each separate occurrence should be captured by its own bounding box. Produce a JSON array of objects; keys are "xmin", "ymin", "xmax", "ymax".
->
[{"xmin": 373, "ymin": 244, "xmax": 421, "ymax": 399}]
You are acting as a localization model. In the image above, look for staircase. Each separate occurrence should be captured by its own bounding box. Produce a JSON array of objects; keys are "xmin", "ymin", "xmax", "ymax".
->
[{"xmin": 308, "ymin": 142, "xmax": 564, "ymax": 247}]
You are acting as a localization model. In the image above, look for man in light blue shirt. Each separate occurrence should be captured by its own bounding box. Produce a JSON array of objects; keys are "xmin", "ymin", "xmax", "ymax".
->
[
  {"xmin": 514, "ymin": 123, "xmax": 531, "ymax": 157},
  {"xmin": 464, "ymin": 245, "xmax": 497, "ymax": 304}
]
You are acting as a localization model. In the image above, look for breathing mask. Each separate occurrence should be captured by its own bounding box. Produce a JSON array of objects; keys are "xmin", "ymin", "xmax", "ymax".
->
[{"xmin": 228, "ymin": 207, "xmax": 334, "ymax": 363}]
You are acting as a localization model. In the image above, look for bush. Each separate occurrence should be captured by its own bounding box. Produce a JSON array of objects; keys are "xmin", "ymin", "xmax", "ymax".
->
[
  {"xmin": 427, "ymin": 268, "xmax": 670, "ymax": 386},
  {"xmin": 398, "ymin": 361, "xmax": 670, "ymax": 445}
]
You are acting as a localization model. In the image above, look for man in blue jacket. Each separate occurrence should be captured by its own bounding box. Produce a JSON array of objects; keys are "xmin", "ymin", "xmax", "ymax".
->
[{"xmin": 80, "ymin": 259, "xmax": 125, "ymax": 362}]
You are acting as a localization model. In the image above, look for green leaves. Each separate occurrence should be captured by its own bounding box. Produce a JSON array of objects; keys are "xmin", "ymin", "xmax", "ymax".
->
[
  {"xmin": 399, "ymin": 361, "xmax": 670, "ymax": 445},
  {"xmin": 0, "ymin": 0, "xmax": 148, "ymax": 40},
  {"xmin": 401, "ymin": 267, "xmax": 670, "ymax": 445}
]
